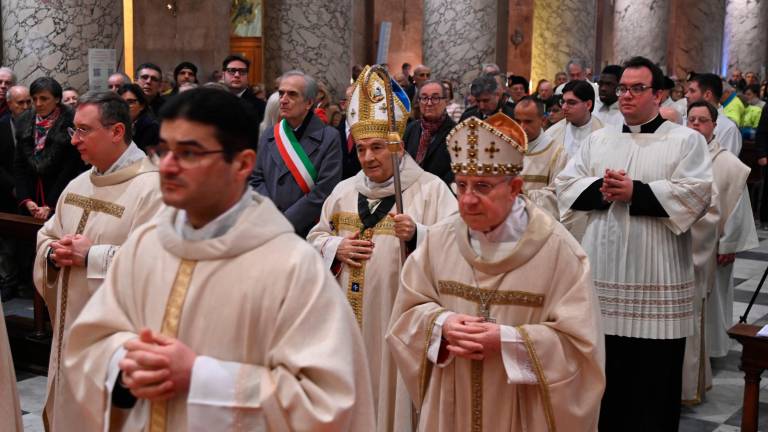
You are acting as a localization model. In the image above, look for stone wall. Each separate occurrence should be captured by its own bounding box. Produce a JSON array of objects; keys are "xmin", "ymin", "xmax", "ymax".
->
[
  {"xmin": 724, "ymin": 0, "xmax": 768, "ymax": 75},
  {"xmin": 530, "ymin": 0, "xmax": 596, "ymax": 84},
  {"xmin": 669, "ymin": 0, "xmax": 725, "ymax": 77},
  {"xmin": 264, "ymin": 0, "xmax": 352, "ymax": 99},
  {"xmin": 613, "ymin": 0, "xmax": 671, "ymax": 67},
  {"xmin": 1, "ymin": 0, "xmax": 122, "ymax": 91},
  {"xmin": 423, "ymin": 0, "xmax": 497, "ymax": 86}
]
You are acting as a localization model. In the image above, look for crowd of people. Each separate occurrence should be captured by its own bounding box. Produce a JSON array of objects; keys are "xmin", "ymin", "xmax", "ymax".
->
[{"xmin": 0, "ymin": 51, "xmax": 766, "ymax": 432}]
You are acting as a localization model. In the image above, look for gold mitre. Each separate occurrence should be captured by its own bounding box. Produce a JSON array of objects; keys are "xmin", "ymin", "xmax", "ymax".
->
[
  {"xmin": 347, "ymin": 65, "xmax": 411, "ymax": 141},
  {"xmin": 446, "ymin": 113, "xmax": 527, "ymax": 176}
]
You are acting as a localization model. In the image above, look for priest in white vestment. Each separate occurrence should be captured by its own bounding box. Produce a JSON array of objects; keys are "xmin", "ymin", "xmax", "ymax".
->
[
  {"xmin": 308, "ymin": 66, "xmax": 457, "ymax": 432},
  {"xmin": 517, "ymin": 97, "xmax": 561, "ymax": 195},
  {"xmin": 686, "ymin": 74, "xmax": 743, "ymax": 156},
  {"xmin": 0, "ymin": 302, "xmax": 23, "ymax": 432},
  {"xmin": 593, "ymin": 65, "xmax": 624, "ymax": 129},
  {"xmin": 387, "ymin": 112, "xmax": 605, "ymax": 432},
  {"xmin": 64, "ymin": 88, "xmax": 374, "ymax": 431},
  {"xmin": 34, "ymin": 92, "xmax": 162, "ymax": 430},
  {"xmin": 556, "ymin": 57, "xmax": 713, "ymax": 431}
]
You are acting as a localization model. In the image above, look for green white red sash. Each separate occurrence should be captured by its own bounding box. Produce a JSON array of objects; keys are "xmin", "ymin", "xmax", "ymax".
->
[{"xmin": 274, "ymin": 119, "xmax": 317, "ymax": 194}]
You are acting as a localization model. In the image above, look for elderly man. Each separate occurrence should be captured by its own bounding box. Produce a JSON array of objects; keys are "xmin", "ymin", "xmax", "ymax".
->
[
  {"xmin": 557, "ymin": 56, "xmax": 712, "ymax": 431},
  {"xmin": 309, "ymin": 66, "xmax": 456, "ymax": 432},
  {"xmin": 107, "ymin": 73, "xmax": 130, "ymax": 92},
  {"xmin": 403, "ymin": 79, "xmax": 457, "ymax": 185},
  {"xmin": 0, "ymin": 67, "xmax": 15, "ymax": 124},
  {"xmin": 595, "ymin": 65, "xmax": 624, "ymax": 128},
  {"xmin": 517, "ymin": 97, "xmax": 558, "ymax": 193},
  {"xmin": 33, "ymin": 91, "xmax": 162, "ymax": 430},
  {"xmin": 135, "ymin": 63, "xmax": 165, "ymax": 115},
  {"xmin": 250, "ymin": 70, "xmax": 341, "ymax": 237},
  {"xmin": 65, "ymin": 88, "xmax": 375, "ymax": 431},
  {"xmin": 555, "ymin": 58, "xmax": 602, "ymax": 112},
  {"xmin": 387, "ymin": 112, "xmax": 605, "ymax": 431},
  {"xmin": 222, "ymin": 54, "xmax": 265, "ymax": 131},
  {"xmin": 687, "ymin": 73, "xmax": 742, "ymax": 156},
  {"xmin": 460, "ymin": 74, "xmax": 516, "ymax": 121}
]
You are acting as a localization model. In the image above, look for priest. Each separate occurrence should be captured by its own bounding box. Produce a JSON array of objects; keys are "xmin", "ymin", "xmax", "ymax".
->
[
  {"xmin": 556, "ymin": 56, "xmax": 712, "ymax": 430},
  {"xmin": 387, "ymin": 112, "xmax": 605, "ymax": 432},
  {"xmin": 64, "ymin": 88, "xmax": 374, "ymax": 431},
  {"xmin": 0, "ymin": 302, "xmax": 23, "ymax": 432},
  {"xmin": 308, "ymin": 65, "xmax": 457, "ymax": 432},
  {"xmin": 34, "ymin": 91, "xmax": 162, "ymax": 430}
]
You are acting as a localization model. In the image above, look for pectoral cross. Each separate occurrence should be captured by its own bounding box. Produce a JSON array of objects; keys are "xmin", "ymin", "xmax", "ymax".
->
[{"xmin": 478, "ymin": 303, "xmax": 496, "ymax": 323}]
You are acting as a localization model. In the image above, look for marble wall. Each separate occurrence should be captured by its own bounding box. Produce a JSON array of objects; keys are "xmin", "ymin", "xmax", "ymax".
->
[
  {"xmin": 668, "ymin": 0, "xmax": 725, "ymax": 77},
  {"xmin": 263, "ymin": 0, "xmax": 352, "ymax": 99},
  {"xmin": 723, "ymin": 0, "xmax": 768, "ymax": 75},
  {"xmin": 613, "ymin": 0, "xmax": 671, "ymax": 67},
  {"xmin": 423, "ymin": 0, "xmax": 497, "ymax": 86},
  {"xmin": 1, "ymin": 0, "xmax": 122, "ymax": 91},
  {"xmin": 530, "ymin": 0, "xmax": 596, "ymax": 84}
]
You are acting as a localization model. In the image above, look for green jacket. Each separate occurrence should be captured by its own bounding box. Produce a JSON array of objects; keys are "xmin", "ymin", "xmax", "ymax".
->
[{"xmin": 722, "ymin": 93, "xmax": 745, "ymax": 127}]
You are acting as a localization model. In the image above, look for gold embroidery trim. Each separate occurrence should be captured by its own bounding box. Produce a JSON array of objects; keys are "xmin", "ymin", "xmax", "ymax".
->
[
  {"xmin": 517, "ymin": 325, "xmax": 556, "ymax": 432},
  {"xmin": 521, "ymin": 174, "xmax": 549, "ymax": 184},
  {"xmin": 149, "ymin": 259, "xmax": 197, "ymax": 432},
  {"xmin": 471, "ymin": 360, "xmax": 483, "ymax": 432},
  {"xmin": 438, "ymin": 280, "xmax": 545, "ymax": 307},
  {"xmin": 419, "ymin": 308, "xmax": 446, "ymax": 404}
]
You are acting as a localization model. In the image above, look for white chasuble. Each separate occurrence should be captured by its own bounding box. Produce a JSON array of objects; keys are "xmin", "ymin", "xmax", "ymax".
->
[
  {"xmin": 0, "ymin": 301, "xmax": 23, "ymax": 432},
  {"xmin": 308, "ymin": 154, "xmax": 457, "ymax": 432},
  {"xmin": 64, "ymin": 193, "xmax": 375, "ymax": 432},
  {"xmin": 387, "ymin": 198, "xmax": 605, "ymax": 432},
  {"xmin": 34, "ymin": 155, "xmax": 162, "ymax": 430},
  {"xmin": 556, "ymin": 120, "xmax": 712, "ymax": 339}
]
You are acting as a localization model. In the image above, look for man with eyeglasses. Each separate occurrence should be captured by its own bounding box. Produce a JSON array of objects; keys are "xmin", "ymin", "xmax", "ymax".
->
[
  {"xmin": 64, "ymin": 88, "xmax": 375, "ymax": 431},
  {"xmin": 387, "ymin": 112, "xmax": 604, "ymax": 432},
  {"xmin": 460, "ymin": 74, "xmax": 516, "ymax": 122},
  {"xmin": 594, "ymin": 65, "xmax": 624, "ymax": 128},
  {"xmin": 681, "ymin": 101, "xmax": 756, "ymax": 405},
  {"xmin": 309, "ymin": 66, "xmax": 456, "ymax": 432},
  {"xmin": 250, "ymin": 70, "xmax": 341, "ymax": 238},
  {"xmin": 403, "ymin": 80, "xmax": 457, "ymax": 185},
  {"xmin": 135, "ymin": 63, "xmax": 165, "ymax": 116},
  {"xmin": 33, "ymin": 91, "xmax": 162, "ymax": 430},
  {"xmin": 222, "ymin": 54, "xmax": 265, "ymax": 134},
  {"xmin": 686, "ymin": 73, "xmax": 742, "ymax": 156},
  {"xmin": 557, "ymin": 56, "xmax": 713, "ymax": 432}
]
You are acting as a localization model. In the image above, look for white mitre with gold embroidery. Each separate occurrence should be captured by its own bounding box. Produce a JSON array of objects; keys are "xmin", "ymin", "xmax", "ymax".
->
[
  {"xmin": 446, "ymin": 113, "xmax": 527, "ymax": 176},
  {"xmin": 347, "ymin": 65, "xmax": 411, "ymax": 141}
]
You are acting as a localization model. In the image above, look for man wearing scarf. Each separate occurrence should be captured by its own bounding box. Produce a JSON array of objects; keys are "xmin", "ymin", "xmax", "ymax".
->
[
  {"xmin": 403, "ymin": 80, "xmax": 457, "ymax": 186},
  {"xmin": 308, "ymin": 66, "xmax": 457, "ymax": 432}
]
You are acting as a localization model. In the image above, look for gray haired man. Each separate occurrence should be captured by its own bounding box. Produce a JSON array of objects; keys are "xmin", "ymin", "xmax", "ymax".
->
[{"xmin": 459, "ymin": 74, "xmax": 516, "ymax": 121}]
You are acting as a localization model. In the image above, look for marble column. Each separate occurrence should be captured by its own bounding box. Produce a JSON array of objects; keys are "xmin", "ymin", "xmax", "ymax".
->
[
  {"xmin": 723, "ymin": 0, "xmax": 768, "ymax": 75},
  {"xmin": 613, "ymin": 0, "xmax": 671, "ymax": 66},
  {"xmin": 1, "ymin": 0, "xmax": 122, "ymax": 91},
  {"xmin": 423, "ymin": 0, "xmax": 498, "ymax": 86},
  {"xmin": 530, "ymin": 0, "xmax": 597, "ymax": 84},
  {"xmin": 669, "ymin": 0, "xmax": 726, "ymax": 77},
  {"xmin": 264, "ymin": 0, "xmax": 353, "ymax": 99}
]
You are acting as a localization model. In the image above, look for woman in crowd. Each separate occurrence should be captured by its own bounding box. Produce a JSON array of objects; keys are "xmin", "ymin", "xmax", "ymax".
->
[
  {"xmin": 14, "ymin": 77, "xmax": 84, "ymax": 220},
  {"xmin": 441, "ymin": 79, "xmax": 463, "ymax": 122},
  {"xmin": 117, "ymin": 83, "xmax": 160, "ymax": 153}
]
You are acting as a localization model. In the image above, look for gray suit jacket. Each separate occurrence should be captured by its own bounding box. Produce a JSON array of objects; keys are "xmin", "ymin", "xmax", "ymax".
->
[{"xmin": 250, "ymin": 114, "xmax": 342, "ymax": 237}]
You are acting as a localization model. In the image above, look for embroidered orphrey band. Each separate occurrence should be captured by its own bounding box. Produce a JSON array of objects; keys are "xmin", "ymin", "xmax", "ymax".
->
[{"xmin": 438, "ymin": 280, "xmax": 545, "ymax": 307}]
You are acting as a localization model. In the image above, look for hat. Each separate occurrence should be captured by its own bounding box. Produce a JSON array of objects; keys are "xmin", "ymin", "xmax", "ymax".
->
[
  {"xmin": 347, "ymin": 65, "xmax": 411, "ymax": 141},
  {"xmin": 446, "ymin": 113, "xmax": 527, "ymax": 176}
]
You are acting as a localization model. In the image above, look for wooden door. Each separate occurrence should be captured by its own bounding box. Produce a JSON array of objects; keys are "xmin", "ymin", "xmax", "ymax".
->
[{"xmin": 229, "ymin": 37, "xmax": 263, "ymax": 85}]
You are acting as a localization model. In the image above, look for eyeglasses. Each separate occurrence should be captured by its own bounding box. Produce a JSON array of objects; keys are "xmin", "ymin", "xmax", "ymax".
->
[
  {"xmin": 558, "ymin": 98, "xmax": 583, "ymax": 107},
  {"xmin": 139, "ymin": 74, "xmax": 160, "ymax": 83},
  {"xmin": 455, "ymin": 179, "xmax": 508, "ymax": 196},
  {"xmin": 419, "ymin": 95, "xmax": 445, "ymax": 104},
  {"xmin": 417, "ymin": 72, "xmax": 431, "ymax": 77},
  {"xmin": 616, "ymin": 84, "xmax": 653, "ymax": 97},
  {"xmin": 225, "ymin": 67, "xmax": 249, "ymax": 75},
  {"xmin": 67, "ymin": 124, "xmax": 115, "ymax": 138},
  {"xmin": 155, "ymin": 147, "xmax": 227, "ymax": 168},
  {"xmin": 687, "ymin": 116, "xmax": 712, "ymax": 124}
]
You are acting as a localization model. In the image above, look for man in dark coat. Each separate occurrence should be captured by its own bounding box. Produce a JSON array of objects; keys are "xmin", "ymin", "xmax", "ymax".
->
[
  {"xmin": 336, "ymin": 84, "xmax": 361, "ymax": 180},
  {"xmin": 250, "ymin": 70, "xmax": 341, "ymax": 237},
  {"xmin": 222, "ymin": 54, "xmax": 265, "ymax": 141},
  {"xmin": 403, "ymin": 80, "xmax": 456, "ymax": 186},
  {"xmin": 460, "ymin": 74, "xmax": 516, "ymax": 121}
]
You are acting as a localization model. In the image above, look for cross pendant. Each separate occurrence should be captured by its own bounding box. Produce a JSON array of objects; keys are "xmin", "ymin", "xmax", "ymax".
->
[{"xmin": 479, "ymin": 304, "xmax": 495, "ymax": 323}]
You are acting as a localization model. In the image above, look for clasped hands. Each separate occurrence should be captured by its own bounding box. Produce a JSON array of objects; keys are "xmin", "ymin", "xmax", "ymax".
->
[
  {"xmin": 600, "ymin": 169, "xmax": 634, "ymax": 203},
  {"xmin": 49, "ymin": 234, "xmax": 92, "ymax": 267},
  {"xmin": 119, "ymin": 328, "xmax": 197, "ymax": 402},
  {"xmin": 25, "ymin": 201, "xmax": 51, "ymax": 220},
  {"xmin": 335, "ymin": 213, "xmax": 416, "ymax": 268},
  {"xmin": 440, "ymin": 314, "xmax": 501, "ymax": 362}
]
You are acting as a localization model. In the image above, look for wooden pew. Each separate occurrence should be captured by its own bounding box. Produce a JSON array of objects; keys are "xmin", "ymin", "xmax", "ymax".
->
[{"xmin": 727, "ymin": 323, "xmax": 768, "ymax": 432}]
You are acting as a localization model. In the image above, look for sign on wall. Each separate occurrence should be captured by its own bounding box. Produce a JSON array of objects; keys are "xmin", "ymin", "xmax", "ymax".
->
[{"xmin": 88, "ymin": 48, "xmax": 117, "ymax": 91}]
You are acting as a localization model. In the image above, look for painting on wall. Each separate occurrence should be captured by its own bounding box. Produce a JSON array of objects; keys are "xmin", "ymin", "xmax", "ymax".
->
[{"xmin": 231, "ymin": 0, "xmax": 263, "ymax": 37}]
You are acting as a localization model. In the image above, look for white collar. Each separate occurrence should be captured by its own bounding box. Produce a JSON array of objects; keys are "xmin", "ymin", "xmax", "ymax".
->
[
  {"xmin": 174, "ymin": 187, "xmax": 253, "ymax": 241},
  {"xmin": 626, "ymin": 114, "xmax": 658, "ymax": 133},
  {"xmin": 468, "ymin": 196, "xmax": 528, "ymax": 245},
  {"xmin": 94, "ymin": 142, "xmax": 145, "ymax": 176}
]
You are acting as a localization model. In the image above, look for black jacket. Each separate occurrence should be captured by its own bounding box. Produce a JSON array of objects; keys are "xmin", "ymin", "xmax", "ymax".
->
[
  {"xmin": 757, "ymin": 107, "xmax": 768, "ymax": 158},
  {"xmin": 13, "ymin": 106, "xmax": 86, "ymax": 214},
  {"xmin": 336, "ymin": 115, "xmax": 361, "ymax": 180},
  {"xmin": 459, "ymin": 98, "xmax": 516, "ymax": 122},
  {"xmin": 133, "ymin": 109, "xmax": 160, "ymax": 151},
  {"xmin": 0, "ymin": 118, "xmax": 16, "ymax": 212},
  {"xmin": 241, "ymin": 87, "xmax": 267, "ymax": 143},
  {"xmin": 403, "ymin": 116, "xmax": 457, "ymax": 186}
]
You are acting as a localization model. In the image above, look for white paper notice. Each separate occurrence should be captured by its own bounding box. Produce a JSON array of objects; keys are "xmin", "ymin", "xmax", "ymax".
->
[{"xmin": 88, "ymin": 49, "xmax": 117, "ymax": 91}]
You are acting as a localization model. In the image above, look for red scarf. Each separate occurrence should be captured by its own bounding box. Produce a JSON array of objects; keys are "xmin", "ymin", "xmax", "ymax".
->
[
  {"xmin": 35, "ymin": 107, "xmax": 61, "ymax": 152},
  {"xmin": 415, "ymin": 113, "xmax": 445, "ymax": 164}
]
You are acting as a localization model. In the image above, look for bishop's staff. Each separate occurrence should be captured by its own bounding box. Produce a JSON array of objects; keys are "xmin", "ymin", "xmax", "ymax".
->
[{"xmin": 361, "ymin": 65, "xmax": 407, "ymax": 263}]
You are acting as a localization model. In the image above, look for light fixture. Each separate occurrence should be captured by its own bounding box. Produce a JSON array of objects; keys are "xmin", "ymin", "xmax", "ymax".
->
[{"xmin": 165, "ymin": 0, "xmax": 177, "ymax": 17}]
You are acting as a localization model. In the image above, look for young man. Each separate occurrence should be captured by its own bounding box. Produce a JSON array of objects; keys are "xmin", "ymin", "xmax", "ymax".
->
[
  {"xmin": 65, "ymin": 88, "xmax": 374, "ymax": 431},
  {"xmin": 34, "ymin": 91, "xmax": 162, "ymax": 430}
]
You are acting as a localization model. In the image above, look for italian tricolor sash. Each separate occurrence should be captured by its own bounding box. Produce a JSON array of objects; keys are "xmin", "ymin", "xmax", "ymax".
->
[{"xmin": 274, "ymin": 119, "xmax": 317, "ymax": 194}]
